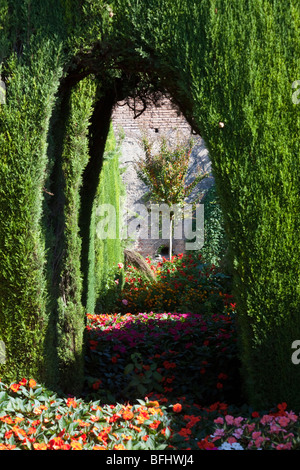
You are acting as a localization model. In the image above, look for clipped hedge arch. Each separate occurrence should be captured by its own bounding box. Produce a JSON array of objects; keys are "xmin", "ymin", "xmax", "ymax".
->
[{"xmin": 1, "ymin": 0, "xmax": 300, "ymax": 409}]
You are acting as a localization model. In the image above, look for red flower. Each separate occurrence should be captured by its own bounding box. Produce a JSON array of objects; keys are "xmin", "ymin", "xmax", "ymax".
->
[
  {"xmin": 92, "ymin": 380, "xmax": 102, "ymax": 390},
  {"xmin": 173, "ymin": 403, "xmax": 182, "ymax": 413},
  {"xmin": 48, "ymin": 437, "xmax": 65, "ymax": 450},
  {"xmin": 197, "ymin": 437, "xmax": 215, "ymax": 450},
  {"xmin": 218, "ymin": 373, "xmax": 228, "ymax": 380}
]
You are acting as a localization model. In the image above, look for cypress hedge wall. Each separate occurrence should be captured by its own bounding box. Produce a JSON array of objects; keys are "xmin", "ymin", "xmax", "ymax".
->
[{"xmin": 0, "ymin": 0, "xmax": 300, "ymax": 408}]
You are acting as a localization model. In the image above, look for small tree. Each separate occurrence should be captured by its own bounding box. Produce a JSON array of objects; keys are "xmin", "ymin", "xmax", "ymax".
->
[{"xmin": 135, "ymin": 135, "xmax": 208, "ymax": 257}]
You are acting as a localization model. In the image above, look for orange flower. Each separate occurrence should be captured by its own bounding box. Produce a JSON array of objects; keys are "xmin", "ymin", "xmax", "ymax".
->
[
  {"xmin": 90, "ymin": 415, "xmax": 100, "ymax": 422},
  {"xmin": 149, "ymin": 420, "xmax": 161, "ymax": 429},
  {"xmin": 14, "ymin": 416, "xmax": 24, "ymax": 424},
  {"xmin": 147, "ymin": 401, "xmax": 160, "ymax": 407},
  {"xmin": 33, "ymin": 405, "xmax": 47, "ymax": 415},
  {"xmin": 1, "ymin": 416, "xmax": 14, "ymax": 424},
  {"xmin": 12, "ymin": 426, "xmax": 27, "ymax": 439},
  {"xmin": 10, "ymin": 383, "xmax": 20, "ymax": 393},
  {"xmin": 109, "ymin": 414, "xmax": 121, "ymax": 423},
  {"xmin": 71, "ymin": 441, "xmax": 83, "ymax": 450},
  {"xmin": 142, "ymin": 435, "xmax": 149, "ymax": 441},
  {"xmin": 29, "ymin": 379, "xmax": 37, "ymax": 388},
  {"xmin": 114, "ymin": 444, "xmax": 126, "ymax": 450},
  {"xmin": 33, "ymin": 443, "xmax": 48, "ymax": 450},
  {"xmin": 129, "ymin": 424, "xmax": 141, "ymax": 432},
  {"xmin": 173, "ymin": 403, "xmax": 182, "ymax": 413},
  {"xmin": 28, "ymin": 427, "xmax": 37, "ymax": 435},
  {"xmin": 93, "ymin": 445, "xmax": 107, "ymax": 450},
  {"xmin": 66, "ymin": 397, "xmax": 78, "ymax": 408},
  {"xmin": 123, "ymin": 410, "xmax": 134, "ymax": 420},
  {"xmin": 4, "ymin": 430, "xmax": 13, "ymax": 439},
  {"xmin": 75, "ymin": 419, "xmax": 90, "ymax": 427},
  {"xmin": 0, "ymin": 443, "xmax": 17, "ymax": 450}
]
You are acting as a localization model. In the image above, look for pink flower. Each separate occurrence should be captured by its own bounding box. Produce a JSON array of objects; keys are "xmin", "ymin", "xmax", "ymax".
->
[
  {"xmin": 269, "ymin": 423, "xmax": 282, "ymax": 434},
  {"xmin": 275, "ymin": 443, "xmax": 292, "ymax": 450},
  {"xmin": 260, "ymin": 414, "xmax": 273, "ymax": 425},
  {"xmin": 233, "ymin": 417, "xmax": 244, "ymax": 427},
  {"xmin": 212, "ymin": 428, "xmax": 225, "ymax": 440},
  {"xmin": 277, "ymin": 416, "xmax": 290, "ymax": 427},
  {"xmin": 246, "ymin": 423, "xmax": 256, "ymax": 433},
  {"xmin": 115, "ymin": 279, "xmax": 119, "ymax": 285},
  {"xmin": 118, "ymin": 263, "xmax": 124, "ymax": 269},
  {"xmin": 122, "ymin": 299, "xmax": 128, "ymax": 305},
  {"xmin": 233, "ymin": 428, "xmax": 244, "ymax": 439},
  {"xmin": 286, "ymin": 412, "xmax": 298, "ymax": 423},
  {"xmin": 225, "ymin": 415, "xmax": 235, "ymax": 425},
  {"xmin": 284, "ymin": 433, "xmax": 294, "ymax": 440},
  {"xmin": 227, "ymin": 437, "xmax": 237, "ymax": 444},
  {"xmin": 254, "ymin": 437, "xmax": 266, "ymax": 448}
]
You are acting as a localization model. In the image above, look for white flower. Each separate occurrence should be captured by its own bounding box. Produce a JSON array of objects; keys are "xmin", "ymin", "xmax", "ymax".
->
[{"xmin": 218, "ymin": 442, "xmax": 244, "ymax": 450}]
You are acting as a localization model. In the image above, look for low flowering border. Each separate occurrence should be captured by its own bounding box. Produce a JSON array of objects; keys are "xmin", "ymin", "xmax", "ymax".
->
[{"xmin": 0, "ymin": 378, "xmax": 171, "ymax": 450}]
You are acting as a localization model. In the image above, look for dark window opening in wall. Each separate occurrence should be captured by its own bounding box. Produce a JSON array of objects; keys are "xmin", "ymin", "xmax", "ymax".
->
[
  {"xmin": 158, "ymin": 245, "xmax": 169, "ymax": 256},
  {"xmin": 155, "ymin": 128, "xmax": 159, "ymax": 133}
]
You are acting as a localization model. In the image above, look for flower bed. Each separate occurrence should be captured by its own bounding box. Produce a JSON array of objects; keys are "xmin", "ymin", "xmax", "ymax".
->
[
  {"xmin": 1, "ymin": 255, "xmax": 299, "ymax": 450},
  {"xmin": 0, "ymin": 378, "xmax": 171, "ymax": 450},
  {"xmin": 115, "ymin": 253, "xmax": 235, "ymax": 315},
  {"xmin": 1, "ymin": 376, "xmax": 300, "ymax": 450},
  {"xmin": 84, "ymin": 311, "xmax": 241, "ymax": 405}
]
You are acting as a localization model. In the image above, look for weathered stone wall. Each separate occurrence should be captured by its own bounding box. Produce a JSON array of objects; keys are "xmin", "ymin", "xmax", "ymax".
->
[{"xmin": 112, "ymin": 95, "xmax": 214, "ymax": 258}]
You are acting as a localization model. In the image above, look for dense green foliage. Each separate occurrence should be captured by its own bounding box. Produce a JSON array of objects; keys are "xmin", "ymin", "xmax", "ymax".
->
[
  {"xmin": 1, "ymin": 0, "xmax": 300, "ymax": 409},
  {"xmin": 200, "ymin": 185, "xmax": 228, "ymax": 267}
]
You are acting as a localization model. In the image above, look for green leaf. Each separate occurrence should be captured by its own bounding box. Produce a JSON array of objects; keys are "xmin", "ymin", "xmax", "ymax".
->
[{"xmin": 124, "ymin": 363, "xmax": 134, "ymax": 375}]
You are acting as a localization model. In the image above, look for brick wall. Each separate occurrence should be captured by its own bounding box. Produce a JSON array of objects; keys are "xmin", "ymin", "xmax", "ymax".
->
[
  {"xmin": 111, "ymin": 95, "xmax": 213, "ymax": 259},
  {"xmin": 112, "ymin": 95, "xmax": 192, "ymax": 139}
]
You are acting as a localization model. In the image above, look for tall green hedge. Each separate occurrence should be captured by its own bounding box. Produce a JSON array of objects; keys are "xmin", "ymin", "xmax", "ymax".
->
[
  {"xmin": 1, "ymin": 0, "xmax": 300, "ymax": 408},
  {"xmin": 86, "ymin": 124, "xmax": 125, "ymax": 315},
  {"xmin": 0, "ymin": 44, "xmax": 63, "ymax": 385},
  {"xmin": 46, "ymin": 77, "xmax": 98, "ymax": 393}
]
